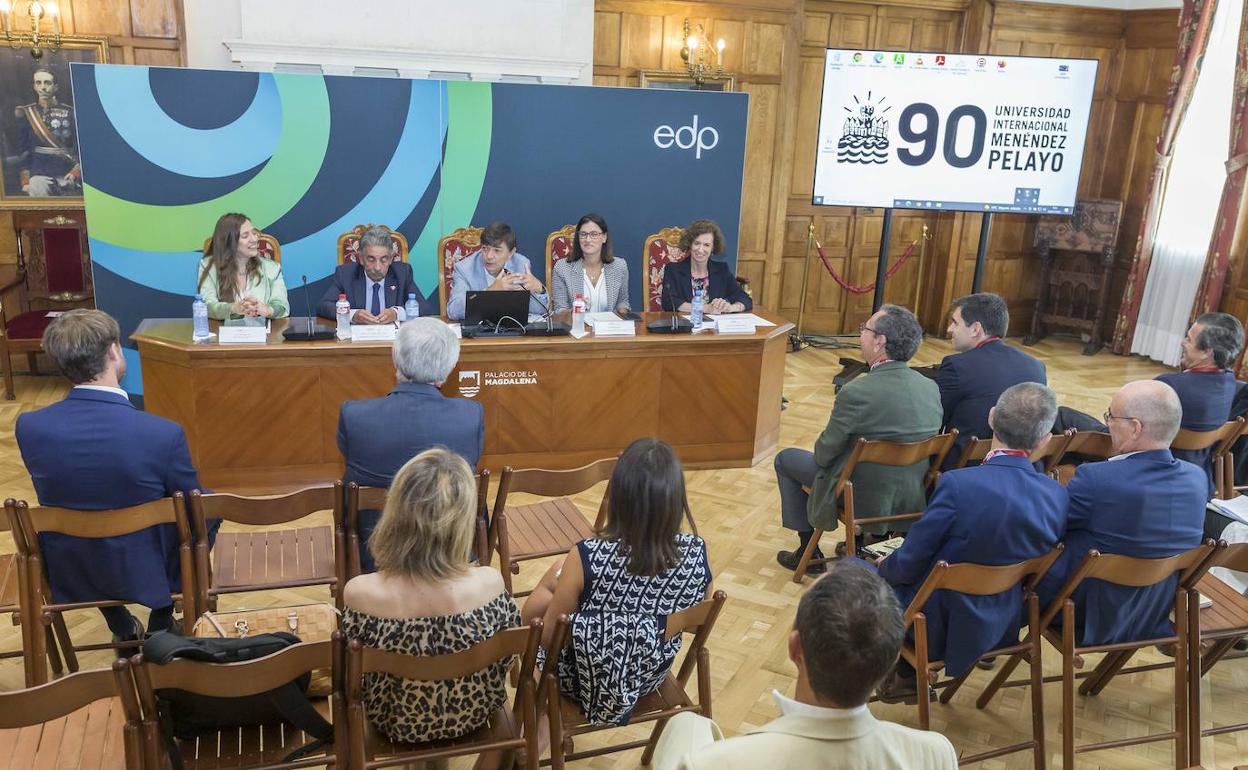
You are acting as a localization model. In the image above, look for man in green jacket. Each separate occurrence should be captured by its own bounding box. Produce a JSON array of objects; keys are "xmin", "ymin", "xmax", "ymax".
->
[{"xmin": 775, "ymin": 304, "xmax": 943, "ymax": 572}]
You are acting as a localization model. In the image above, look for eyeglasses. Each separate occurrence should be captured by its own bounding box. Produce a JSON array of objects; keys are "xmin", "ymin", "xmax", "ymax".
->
[
  {"xmin": 1102, "ymin": 410, "xmax": 1140, "ymax": 425},
  {"xmin": 578, "ymin": 231, "xmax": 605, "ymax": 241},
  {"xmin": 858, "ymin": 322, "xmax": 879, "ymax": 335}
]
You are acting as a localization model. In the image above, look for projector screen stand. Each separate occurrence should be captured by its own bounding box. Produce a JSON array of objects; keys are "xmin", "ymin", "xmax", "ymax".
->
[
  {"xmin": 871, "ymin": 208, "xmax": 894, "ymax": 313},
  {"xmin": 972, "ymin": 212, "xmax": 994, "ymax": 293}
]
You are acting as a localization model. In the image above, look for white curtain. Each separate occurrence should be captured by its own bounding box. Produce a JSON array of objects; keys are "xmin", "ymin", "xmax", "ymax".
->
[{"xmin": 1131, "ymin": 0, "xmax": 1241, "ymax": 366}]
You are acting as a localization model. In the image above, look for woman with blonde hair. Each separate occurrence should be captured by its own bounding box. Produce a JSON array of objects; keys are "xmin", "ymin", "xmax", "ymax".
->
[
  {"xmin": 342, "ymin": 447, "xmax": 518, "ymax": 748},
  {"xmin": 197, "ymin": 212, "xmax": 289, "ymax": 320}
]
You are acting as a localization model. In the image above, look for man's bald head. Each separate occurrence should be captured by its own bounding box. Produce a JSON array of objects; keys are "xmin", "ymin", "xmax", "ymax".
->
[{"xmin": 1109, "ymin": 380, "xmax": 1182, "ymax": 452}]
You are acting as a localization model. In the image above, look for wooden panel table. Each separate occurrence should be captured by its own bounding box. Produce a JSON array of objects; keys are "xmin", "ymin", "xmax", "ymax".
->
[{"xmin": 132, "ymin": 312, "xmax": 793, "ymax": 489}]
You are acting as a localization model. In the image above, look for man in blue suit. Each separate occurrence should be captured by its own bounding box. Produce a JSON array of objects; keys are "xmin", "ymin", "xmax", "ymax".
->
[
  {"xmin": 876, "ymin": 382, "xmax": 1067, "ymax": 702},
  {"xmin": 1156, "ymin": 312, "xmax": 1242, "ymax": 499},
  {"xmin": 317, "ymin": 225, "xmax": 426, "ymax": 323},
  {"xmin": 1036, "ymin": 380, "xmax": 1206, "ymax": 646},
  {"xmin": 338, "ymin": 317, "xmax": 484, "ymax": 572},
  {"xmin": 15, "ymin": 310, "xmax": 214, "ymax": 641},
  {"xmin": 935, "ymin": 293, "xmax": 1046, "ymax": 469}
]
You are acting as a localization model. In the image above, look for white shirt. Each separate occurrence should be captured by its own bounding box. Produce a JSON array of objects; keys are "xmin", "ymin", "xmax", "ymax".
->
[
  {"xmin": 354, "ymin": 275, "xmax": 405, "ymax": 322},
  {"xmin": 771, "ymin": 689, "xmax": 868, "ymax": 720},
  {"xmin": 75, "ymin": 384, "xmax": 129, "ymax": 399},
  {"xmin": 1108, "ymin": 449, "xmax": 1144, "ymax": 461},
  {"xmin": 583, "ymin": 267, "xmax": 609, "ymax": 313}
]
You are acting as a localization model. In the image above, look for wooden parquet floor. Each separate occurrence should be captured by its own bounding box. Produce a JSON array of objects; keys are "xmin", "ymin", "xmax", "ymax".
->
[{"xmin": 0, "ymin": 338, "xmax": 1245, "ymax": 768}]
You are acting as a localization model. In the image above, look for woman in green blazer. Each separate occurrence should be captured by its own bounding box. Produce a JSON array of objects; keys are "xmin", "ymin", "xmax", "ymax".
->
[{"xmin": 197, "ymin": 212, "xmax": 289, "ymax": 320}]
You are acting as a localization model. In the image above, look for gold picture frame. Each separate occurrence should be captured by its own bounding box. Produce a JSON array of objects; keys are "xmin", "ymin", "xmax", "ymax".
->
[
  {"xmin": 638, "ymin": 70, "xmax": 736, "ymax": 92},
  {"xmin": 0, "ymin": 35, "xmax": 109, "ymax": 210}
]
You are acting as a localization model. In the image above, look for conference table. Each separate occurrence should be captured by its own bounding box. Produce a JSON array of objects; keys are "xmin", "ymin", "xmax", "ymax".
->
[{"xmin": 132, "ymin": 311, "xmax": 794, "ymax": 489}]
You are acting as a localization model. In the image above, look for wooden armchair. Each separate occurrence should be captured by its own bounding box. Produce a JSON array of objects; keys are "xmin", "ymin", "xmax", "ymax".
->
[
  {"xmin": 793, "ymin": 431, "xmax": 958, "ymax": 582},
  {"xmin": 127, "ymin": 639, "xmax": 340, "ymax": 770},
  {"xmin": 490, "ymin": 458, "xmax": 618, "ymax": 596},
  {"xmin": 345, "ymin": 623, "xmax": 543, "ymax": 770},
  {"xmin": 951, "ymin": 431, "xmax": 1073, "ymax": 471},
  {"xmin": 1186, "ymin": 541, "xmax": 1248, "ymax": 765},
  {"xmin": 0, "ymin": 506, "xmax": 69, "ymax": 686},
  {"xmin": 337, "ymin": 224, "xmax": 409, "ymax": 266},
  {"xmin": 6, "ymin": 496, "xmax": 196, "ymax": 686},
  {"xmin": 0, "ymin": 210, "xmax": 92, "ymax": 399},
  {"xmin": 885, "ymin": 547, "xmax": 1063, "ymax": 767},
  {"xmin": 1171, "ymin": 418, "xmax": 1245, "ymax": 500},
  {"xmin": 545, "ymin": 224, "xmax": 575, "ymax": 285},
  {"xmin": 1053, "ymin": 430, "xmax": 1114, "ymax": 485},
  {"xmin": 0, "ymin": 659, "xmax": 140, "ymax": 769},
  {"xmin": 186, "ymin": 483, "xmax": 345, "ymax": 614},
  {"xmin": 437, "ymin": 225, "xmax": 483, "ymax": 315},
  {"xmin": 977, "ymin": 543, "xmax": 1215, "ymax": 769},
  {"xmin": 344, "ymin": 471, "xmax": 490, "ymax": 581},
  {"xmin": 541, "ymin": 591, "xmax": 727, "ymax": 769}
]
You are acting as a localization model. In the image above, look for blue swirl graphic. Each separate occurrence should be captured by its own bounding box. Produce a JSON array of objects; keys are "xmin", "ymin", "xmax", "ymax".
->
[{"xmin": 94, "ymin": 66, "xmax": 281, "ymax": 178}]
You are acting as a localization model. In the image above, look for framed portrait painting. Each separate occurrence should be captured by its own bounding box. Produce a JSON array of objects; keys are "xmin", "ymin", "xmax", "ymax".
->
[
  {"xmin": 639, "ymin": 70, "xmax": 736, "ymax": 92},
  {"xmin": 0, "ymin": 36, "xmax": 108, "ymax": 209}
]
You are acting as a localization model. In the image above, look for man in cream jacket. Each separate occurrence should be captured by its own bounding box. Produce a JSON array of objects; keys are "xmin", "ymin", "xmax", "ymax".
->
[{"xmin": 678, "ymin": 560, "xmax": 957, "ymax": 769}]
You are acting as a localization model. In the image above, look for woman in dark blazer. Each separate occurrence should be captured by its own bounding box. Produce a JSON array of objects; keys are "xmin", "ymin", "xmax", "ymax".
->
[{"xmin": 660, "ymin": 219, "xmax": 751, "ymax": 313}]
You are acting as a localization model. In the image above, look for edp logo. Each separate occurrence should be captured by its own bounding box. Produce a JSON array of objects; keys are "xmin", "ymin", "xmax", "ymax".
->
[{"xmin": 653, "ymin": 115, "xmax": 720, "ymax": 159}]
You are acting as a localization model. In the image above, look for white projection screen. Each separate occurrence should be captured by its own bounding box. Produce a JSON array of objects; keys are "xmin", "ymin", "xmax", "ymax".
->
[{"xmin": 812, "ymin": 50, "xmax": 1098, "ymax": 214}]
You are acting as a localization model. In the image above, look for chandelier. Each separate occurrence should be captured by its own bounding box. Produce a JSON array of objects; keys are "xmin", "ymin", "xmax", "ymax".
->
[
  {"xmin": 679, "ymin": 19, "xmax": 725, "ymax": 87},
  {"xmin": 0, "ymin": 0, "xmax": 62, "ymax": 60}
]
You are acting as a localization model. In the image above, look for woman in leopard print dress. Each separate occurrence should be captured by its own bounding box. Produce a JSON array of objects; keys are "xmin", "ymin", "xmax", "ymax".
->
[{"xmin": 342, "ymin": 448, "xmax": 519, "ymax": 754}]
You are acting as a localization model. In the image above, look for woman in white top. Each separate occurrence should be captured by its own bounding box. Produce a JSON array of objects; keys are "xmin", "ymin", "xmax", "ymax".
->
[{"xmin": 550, "ymin": 213, "xmax": 631, "ymax": 314}]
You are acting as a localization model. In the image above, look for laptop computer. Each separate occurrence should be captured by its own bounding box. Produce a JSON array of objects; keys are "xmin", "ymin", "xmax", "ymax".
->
[{"xmin": 463, "ymin": 290, "xmax": 532, "ymax": 337}]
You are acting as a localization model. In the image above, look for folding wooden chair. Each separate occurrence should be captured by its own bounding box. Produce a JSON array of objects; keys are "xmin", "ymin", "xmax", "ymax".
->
[
  {"xmin": 977, "ymin": 544, "xmax": 1214, "ymax": 769},
  {"xmin": 952, "ymin": 431, "xmax": 1072, "ymax": 471},
  {"xmin": 6, "ymin": 497, "xmax": 196, "ymax": 686},
  {"xmin": 0, "ymin": 659, "xmax": 141, "ymax": 769},
  {"xmin": 1185, "ymin": 541, "xmax": 1248, "ymax": 765},
  {"xmin": 0, "ymin": 501, "xmax": 69, "ymax": 686},
  {"xmin": 344, "ymin": 470, "xmax": 490, "ymax": 580},
  {"xmin": 889, "ymin": 547, "xmax": 1063, "ymax": 768},
  {"xmin": 188, "ymin": 483, "xmax": 345, "ymax": 614},
  {"xmin": 490, "ymin": 458, "xmax": 618, "ymax": 596},
  {"xmin": 1171, "ymin": 417, "xmax": 1244, "ymax": 500},
  {"xmin": 1053, "ymin": 430, "xmax": 1113, "ymax": 485},
  {"xmin": 541, "ymin": 590, "xmax": 727, "ymax": 769},
  {"xmin": 793, "ymin": 432, "xmax": 957, "ymax": 583},
  {"xmin": 127, "ymin": 639, "xmax": 341, "ymax": 770},
  {"xmin": 345, "ymin": 622, "xmax": 543, "ymax": 770}
]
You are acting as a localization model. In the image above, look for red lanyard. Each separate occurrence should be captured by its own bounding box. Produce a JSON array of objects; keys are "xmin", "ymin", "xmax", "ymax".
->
[
  {"xmin": 976, "ymin": 336, "xmax": 1002, "ymax": 348},
  {"xmin": 984, "ymin": 448, "xmax": 1029, "ymax": 461}
]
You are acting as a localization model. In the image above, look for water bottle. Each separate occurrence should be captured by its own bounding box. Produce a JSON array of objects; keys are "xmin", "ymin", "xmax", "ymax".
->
[
  {"xmin": 404, "ymin": 293, "xmax": 419, "ymax": 322},
  {"xmin": 335, "ymin": 293, "xmax": 351, "ymax": 338},
  {"xmin": 191, "ymin": 294, "xmax": 210, "ymax": 341},
  {"xmin": 572, "ymin": 293, "xmax": 586, "ymax": 336},
  {"xmin": 690, "ymin": 285, "xmax": 705, "ymax": 328}
]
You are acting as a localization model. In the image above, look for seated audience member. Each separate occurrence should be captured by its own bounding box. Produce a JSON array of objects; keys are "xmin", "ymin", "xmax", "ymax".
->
[
  {"xmin": 660, "ymin": 219, "xmax": 751, "ymax": 314},
  {"xmin": 316, "ymin": 225, "xmax": 422, "ymax": 324},
  {"xmin": 197, "ymin": 212, "xmax": 289, "ymax": 320},
  {"xmin": 338, "ymin": 317, "xmax": 483, "ymax": 572},
  {"xmin": 876, "ymin": 383, "xmax": 1067, "ymax": 702},
  {"xmin": 550, "ymin": 213, "xmax": 631, "ymax": 314},
  {"xmin": 15, "ymin": 309, "xmax": 216, "ymax": 641},
  {"xmin": 342, "ymin": 448, "xmax": 519, "ymax": 750},
  {"xmin": 935, "ymin": 292, "xmax": 1046, "ymax": 468},
  {"xmin": 774, "ymin": 304, "xmax": 942, "ymax": 572},
  {"xmin": 445, "ymin": 221, "xmax": 548, "ymax": 321},
  {"xmin": 678, "ymin": 561, "xmax": 957, "ymax": 770},
  {"xmin": 1036, "ymin": 380, "xmax": 1206, "ymax": 645},
  {"xmin": 1157, "ymin": 311, "xmax": 1243, "ymax": 499},
  {"xmin": 522, "ymin": 438, "xmax": 712, "ymax": 725}
]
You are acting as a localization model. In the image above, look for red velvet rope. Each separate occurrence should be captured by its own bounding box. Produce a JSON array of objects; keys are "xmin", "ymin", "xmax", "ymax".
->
[{"xmin": 814, "ymin": 239, "xmax": 919, "ymax": 294}]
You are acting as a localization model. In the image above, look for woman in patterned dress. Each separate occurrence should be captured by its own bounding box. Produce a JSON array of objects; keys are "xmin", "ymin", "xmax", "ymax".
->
[
  {"xmin": 342, "ymin": 447, "xmax": 519, "ymax": 763},
  {"xmin": 522, "ymin": 437, "xmax": 715, "ymax": 725}
]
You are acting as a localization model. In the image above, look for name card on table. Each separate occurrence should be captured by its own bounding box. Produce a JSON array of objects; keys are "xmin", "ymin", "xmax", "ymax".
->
[
  {"xmin": 350, "ymin": 324, "xmax": 398, "ymax": 342},
  {"xmin": 593, "ymin": 320, "xmax": 636, "ymax": 337},
  {"xmin": 218, "ymin": 326, "xmax": 269, "ymax": 344},
  {"xmin": 715, "ymin": 316, "xmax": 758, "ymax": 334}
]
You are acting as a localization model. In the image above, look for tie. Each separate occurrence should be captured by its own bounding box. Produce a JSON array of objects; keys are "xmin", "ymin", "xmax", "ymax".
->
[{"xmin": 370, "ymin": 283, "xmax": 381, "ymax": 315}]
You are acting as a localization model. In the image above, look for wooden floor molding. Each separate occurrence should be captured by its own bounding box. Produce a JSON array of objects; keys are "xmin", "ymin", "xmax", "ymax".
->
[{"xmin": 0, "ymin": 337, "xmax": 1245, "ymax": 768}]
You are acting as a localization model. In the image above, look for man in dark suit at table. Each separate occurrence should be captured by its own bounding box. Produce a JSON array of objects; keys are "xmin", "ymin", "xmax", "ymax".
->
[
  {"xmin": 1156, "ymin": 311, "xmax": 1242, "ymax": 500},
  {"xmin": 935, "ymin": 292, "xmax": 1046, "ymax": 469},
  {"xmin": 876, "ymin": 382, "xmax": 1067, "ymax": 702},
  {"xmin": 1035, "ymin": 380, "xmax": 1206, "ymax": 646},
  {"xmin": 15, "ymin": 309, "xmax": 215, "ymax": 642},
  {"xmin": 774, "ymin": 304, "xmax": 942, "ymax": 572},
  {"xmin": 317, "ymin": 225, "xmax": 424, "ymax": 324},
  {"xmin": 338, "ymin": 316, "xmax": 484, "ymax": 572}
]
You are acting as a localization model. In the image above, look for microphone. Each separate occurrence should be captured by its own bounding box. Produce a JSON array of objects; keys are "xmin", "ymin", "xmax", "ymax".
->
[
  {"xmin": 525, "ymin": 280, "xmax": 569, "ymax": 336},
  {"xmin": 282, "ymin": 274, "xmax": 336, "ymax": 341}
]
